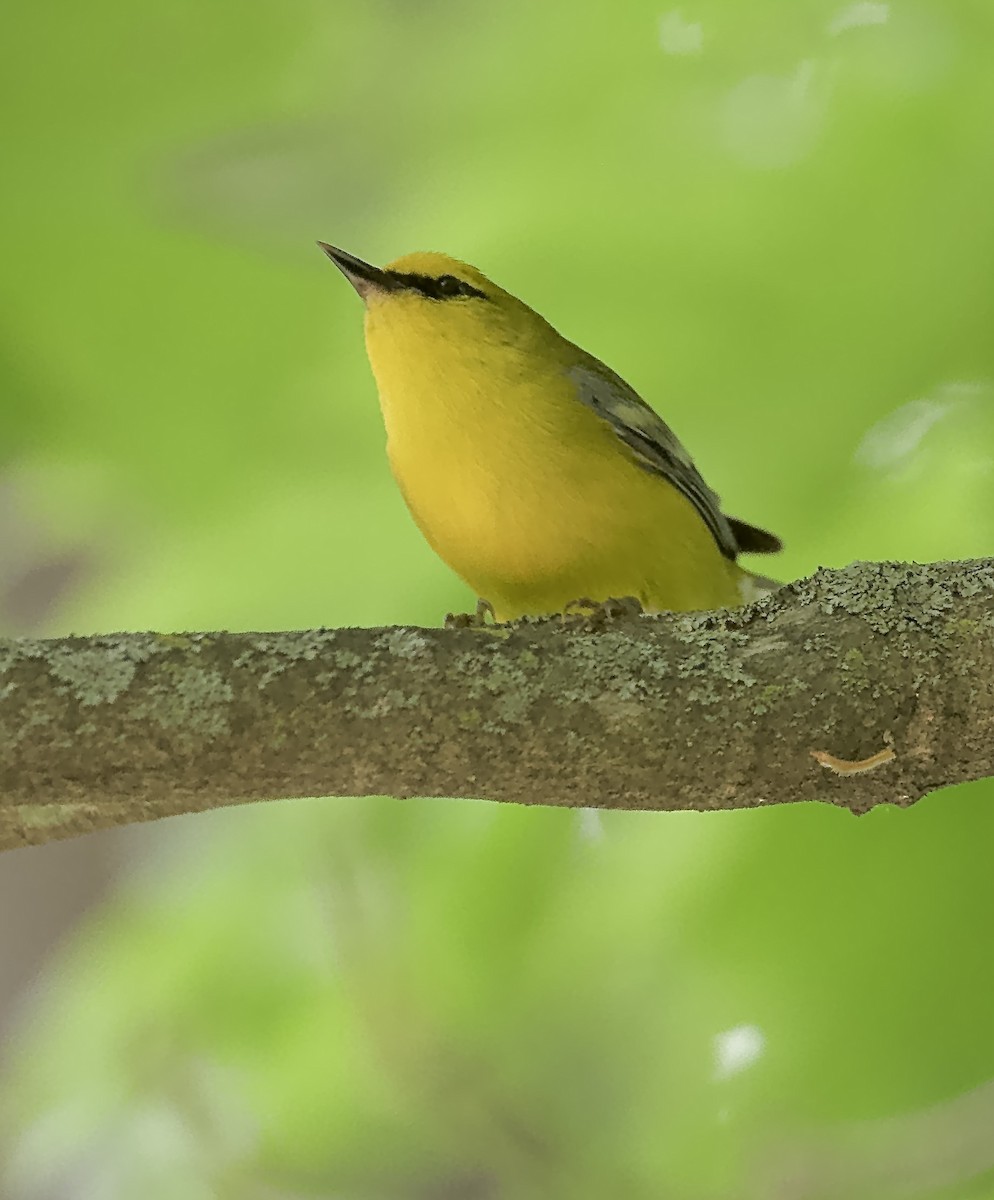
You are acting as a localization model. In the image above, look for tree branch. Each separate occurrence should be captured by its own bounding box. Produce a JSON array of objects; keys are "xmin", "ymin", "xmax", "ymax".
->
[{"xmin": 1, "ymin": 559, "xmax": 991, "ymax": 851}]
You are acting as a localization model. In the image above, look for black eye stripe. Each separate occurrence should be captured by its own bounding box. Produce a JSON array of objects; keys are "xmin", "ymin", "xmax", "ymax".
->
[{"xmin": 387, "ymin": 271, "xmax": 487, "ymax": 301}]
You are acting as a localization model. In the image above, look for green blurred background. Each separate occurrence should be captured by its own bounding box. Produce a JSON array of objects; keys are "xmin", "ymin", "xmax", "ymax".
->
[{"xmin": 3, "ymin": 0, "xmax": 994, "ymax": 1196}]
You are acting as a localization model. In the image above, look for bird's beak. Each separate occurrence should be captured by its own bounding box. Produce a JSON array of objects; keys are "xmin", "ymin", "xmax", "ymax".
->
[{"xmin": 317, "ymin": 243, "xmax": 397, "ymax": 301}]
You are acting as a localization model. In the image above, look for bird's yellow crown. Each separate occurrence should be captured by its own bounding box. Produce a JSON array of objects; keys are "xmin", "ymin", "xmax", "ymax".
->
[{"xmin": 382, "ymin": 251, "xmax": 493, "ymax": 291}]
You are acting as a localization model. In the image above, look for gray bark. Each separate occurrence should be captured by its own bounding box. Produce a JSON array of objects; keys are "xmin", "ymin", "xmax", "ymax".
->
[{"xmin": 0, "ymin": 559, "xmax": 991, "ymax": 852}]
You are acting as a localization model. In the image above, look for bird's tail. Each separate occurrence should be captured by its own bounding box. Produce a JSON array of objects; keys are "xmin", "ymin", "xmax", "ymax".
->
[{"xmin": 727, "ymin": 517, "xmax": 782, "ymax": 555}]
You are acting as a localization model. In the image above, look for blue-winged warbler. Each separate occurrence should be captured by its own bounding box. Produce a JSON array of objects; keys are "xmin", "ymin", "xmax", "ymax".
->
[{"xmin": 321, "ymin": 245, "xmax": 780, "ymax": 621}]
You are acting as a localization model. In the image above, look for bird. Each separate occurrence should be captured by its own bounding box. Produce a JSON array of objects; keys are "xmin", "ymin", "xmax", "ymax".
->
[{"xmin": 319, "ymin": 243, "xmax": 781, "ymax": 622}]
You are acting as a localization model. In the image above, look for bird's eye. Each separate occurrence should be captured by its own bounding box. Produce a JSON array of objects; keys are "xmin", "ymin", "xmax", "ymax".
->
[{"xmin": 436, "ymin": 274, "xmax": 463, "ymax": 297}]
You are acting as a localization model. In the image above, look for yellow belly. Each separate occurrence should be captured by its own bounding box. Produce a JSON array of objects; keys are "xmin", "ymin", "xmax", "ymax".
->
[{"xmin": 386, "ymin": 419, "xmax": 743, "ymax": 621}]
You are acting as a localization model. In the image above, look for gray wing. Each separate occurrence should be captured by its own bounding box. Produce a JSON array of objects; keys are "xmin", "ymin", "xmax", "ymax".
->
[{"xmin": 567, "ymin": 360, "xmax": 740, "ymax": 559}]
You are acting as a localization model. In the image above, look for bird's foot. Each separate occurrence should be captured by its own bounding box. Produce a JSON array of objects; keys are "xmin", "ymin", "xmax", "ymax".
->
[
  {"xmin": 445, "ymin": 597, "xmax": 498, "ymax": 630},
  {"xmin": 561, "ymin": 595, "xmax": 644, "ymax": 630}
]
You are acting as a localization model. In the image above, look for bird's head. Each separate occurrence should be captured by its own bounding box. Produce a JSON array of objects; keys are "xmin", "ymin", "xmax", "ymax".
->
[{"xmin": 318, "ymin": 245, "xmax": 555, "ymax": 363}]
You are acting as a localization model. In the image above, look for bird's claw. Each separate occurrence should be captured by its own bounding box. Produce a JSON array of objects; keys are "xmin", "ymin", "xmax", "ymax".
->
[
  {"xmin": 445, "ymin": 597, "xmax": 498, "ymax": 630},
  {"xmin": 561, "ymin": 595, "xmax": 645, "ymax": 629}
]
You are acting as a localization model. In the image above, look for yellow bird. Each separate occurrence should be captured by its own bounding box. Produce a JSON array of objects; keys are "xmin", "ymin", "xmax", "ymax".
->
[{"xmin": 320, "ymin": 245, "xmax": 781, "ymax": 622}]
